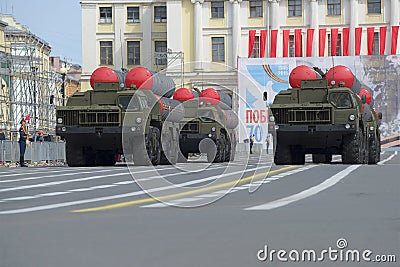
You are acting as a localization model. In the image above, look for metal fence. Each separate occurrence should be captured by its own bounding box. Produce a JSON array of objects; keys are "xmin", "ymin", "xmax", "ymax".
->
[{"xmin": 0, "ymin": 141, "xmax": 66, "ymax": 166}]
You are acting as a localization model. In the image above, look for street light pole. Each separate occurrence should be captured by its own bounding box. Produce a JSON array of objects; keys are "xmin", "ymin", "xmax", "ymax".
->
[{"xmin": 60, "ymin": 67, "xmax": 67, "ymax": 106}]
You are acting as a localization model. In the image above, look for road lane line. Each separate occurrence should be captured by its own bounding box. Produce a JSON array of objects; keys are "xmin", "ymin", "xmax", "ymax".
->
[
  {"xmin": 0, "ymin": 164, "xmax": 280, "ymax": 214},
  {"xmin": 72, "ymin": 166, "xmax": 300, "ymax": 213},
  {"xmin": 378, "ymin": 151, "xmax": 398, "ymax": 165},
  {"xmin": 0, "ymin": 165, "xmax": 228, "ymax": 202},
  {"xmin": 245, "ymin": 165, "xmax": 361, "ymax": 211}
]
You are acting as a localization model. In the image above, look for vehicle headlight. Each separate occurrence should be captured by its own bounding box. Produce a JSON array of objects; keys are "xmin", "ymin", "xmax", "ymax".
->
[
  {"xmin": 349, "ymin": 114, "xmax": 355, "ymax": 121},
  {"xmin": 369, "ymin": 126, "xmax": 374, "ymax": 131},
  {"xmin": 57, "ymin": 117, "xmax": 63, "ymax": 124},
  {"xmin": 274, "ymin": 125, "xmax": 279, "ymax": 130},
  {"xmin": 345, "ymin": 124, "xmax": 351, "ymax": 129},
  {"xmin": 136, "ymin": 117, "xmax": 142, "ymax": 124},
  {"xmin": 131, "ymin": 126, "xmax": 137, "ymax": 132},
  {"xmin": 199, "ymin": 101, "xmax": 204, "ymax": 107},
  {"xmin": 208, "ymin": 134, "xmax": 212, "ymax": 138},
  {"xmin": 211, "ymin": 127, "xmax": 216, "ymax": 132},
  {"xmin": 61, "ymin": 127, "xmax": 66, "ymax": 132},
  {"xmin": 269, "ymin": 116, "xmax": 275, "ymax": 122}
]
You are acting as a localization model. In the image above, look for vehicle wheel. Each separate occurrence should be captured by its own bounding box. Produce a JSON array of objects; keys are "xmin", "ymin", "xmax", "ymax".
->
[
  {"xmin": 150, "ymin": 127, "xmax": 161, "ymax": 165},
  {"xmin": 342, "ymin": 132, "xmax": 363, "ymax": 164},
  {"xmin": 224, "ymin": 138, "xmax": 232, "ymax": 162},
  {"xmin": 66, "ymin": 143, "xmax": 86, "ymax": 167},
  {"xmin": 160, "ymin": 128, "xmax": 175, "ymax": 165},
  {"xmin": 274, "ymin": 143, "xmax": 291, "ymax": 165},
  {"xmin": 133, "ymin": 127, "xmax": 160, "ymax": 166},
  {"xmin": 312, "ymin": 154, "xmax": 332, "ymax": 164},
  {"xmin": 368, "ymin": 134, "xmax": 379, "ymax": 164},
  {"xmin": 178, "ymin": 151, "xmax": 188, "ymax": 163},
  {"xmin": 96, "ymin": 150, "xmax": 116, "ymax": 166},
  {"xmin": 291, "ymin": 146, "xmax": 305, "ymax": 165}
]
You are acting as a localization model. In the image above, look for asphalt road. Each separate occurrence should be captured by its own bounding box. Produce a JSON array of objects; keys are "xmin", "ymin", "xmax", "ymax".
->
[{"xmin": 0, "ymin": 151, "xmax": 399, "ymax": 267}]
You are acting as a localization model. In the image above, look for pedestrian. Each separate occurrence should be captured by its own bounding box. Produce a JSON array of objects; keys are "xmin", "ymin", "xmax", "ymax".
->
[
  {"xmin": 266, "ymin": 134, "xmax": 271, "ymax": 154},
  {"xmin": 249, "ymin": 134, "xmax": 255, "ymax": 154},
  {"xmin": 18, "ymin": 119, "xmax": 29, "ymax": 167}
]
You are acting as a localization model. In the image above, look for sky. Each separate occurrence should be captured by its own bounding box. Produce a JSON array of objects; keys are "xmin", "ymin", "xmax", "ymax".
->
[{"xmin": 1, "ymin": 0, "xmax": 82, "ymax": 65}]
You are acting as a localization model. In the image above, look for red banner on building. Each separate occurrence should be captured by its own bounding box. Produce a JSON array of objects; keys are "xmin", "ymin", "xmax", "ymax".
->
[
  {"xmin": 391, "ymin": 26, "xmax": 399, "ymax": 55},
  {"xmin": 319, "ymin": 28, "xmax": 326, "ymax": 57},
  {"xmin": 342, "ymin": 27, "xmax": 350, "ymax": 56},
  {"xmin": 306, "ymin": 29, "xmax": 314, "ymax": 57},
  {"xmin": 355, "ymin": 27, "xmax": 362, "ymax": 56},
  {"xmin": 367, "ymin": 27, "xmax": 375, "ymax": 55},
  {"xmin": 331, "ymin": 28, "xmax": 338, "ymax": 56},
  {"xmin": 380, "ymin": 26, "xmax": 387, "ymax": 55},
  {"xmin": 295, "ymin": 29, "xmax": 302, "ymax": 57},
  {"xmin": 270, "ymin": 30, "xmax": 278, "ymax": 58},
  {"xmin": 248, "ymin": 30, "xmax": 256, "ymax": 58},
  {"xmin": 260, "ymin": 30, "xmax": 267, "ymax": 58},
  {"xmin": 283, "ymin": 29, "xmax": 290, "ymax": 57}
]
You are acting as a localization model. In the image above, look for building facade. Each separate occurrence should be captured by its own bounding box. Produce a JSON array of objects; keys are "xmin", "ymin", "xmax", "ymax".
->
[{"xmin": 80, "ymin": 0, "xmax": 400, "ymax": 92}]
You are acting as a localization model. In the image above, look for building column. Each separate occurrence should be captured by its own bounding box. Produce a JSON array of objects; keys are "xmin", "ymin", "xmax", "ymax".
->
[
  {"xmin": 230, "ymin": 0, "xmax": 242, "ymax": 68},
  {"xmin": 349, "ymin": 0, "xmax": 359, "ymax": 56},
  {"xmin": 142, "ymin": 4, "xmax": 153, "ymax": 69},
  {"xmin": 191, "ymin": 0, "xmax": 204, "ymax": 70},
  {"xmin": 309, "ymin": 0, "xmax": 319, "ymax": 57},
  {"xmin": 269, "ymin": 0, "xmax": 280, "ymax": 30},
  {"xmin": 390, "ymin": 0, "xmax": 399, "ymax": 26}
]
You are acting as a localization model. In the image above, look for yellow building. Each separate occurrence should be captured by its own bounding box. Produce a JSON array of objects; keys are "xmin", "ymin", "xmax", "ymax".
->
[{"xmin": 81, "ymin": 0, "xmax": 400, "ymax": 93}]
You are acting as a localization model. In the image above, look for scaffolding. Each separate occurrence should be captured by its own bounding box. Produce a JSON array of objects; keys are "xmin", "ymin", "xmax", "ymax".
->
[{"xmin": 0, "ymin": 28, "xmax": 63, "ymax": 139}]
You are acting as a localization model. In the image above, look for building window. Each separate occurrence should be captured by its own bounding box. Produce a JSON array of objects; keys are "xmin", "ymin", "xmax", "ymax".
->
[
  {"xmin": 211, "ymin": 1, "xmax": 224, "ymax": 18},
  {"xmin": 328, "ymin": 33, "xmax": 342, "ymax": 56},
  {"xmin": 327, "ymin": 0, "xmax": 341, "ymax": 16},
  {"xmin": 373, "ymin": 32, "xmax": 379, "ymax": 55},
  {"xmin": 289, "ymin": 35, "xmax": 295, "ymax": 57},
  {"xmin": 155, "ymin": 41, "xmax": 167, "ymax": 65},
  {"xmin": 250, "ymin": 1, "xmax": 263, "ymax": 18},
  {"xmin": 127, "ymin": 41, "xmax": 140, "ymax": 65},
  {"xmin": 127, "ymin": 7, "xmax": 140, "ymax": 23},
  {"xmin": 154, "ymin": 6, "xmax": 167, "ymax": 23},
  {"xmin": 99, "ymin": 7, "xmax": 112, "ymax": 23},
  {"xmin": 250, "ymin": 36, "xmax": 260, "ymax": 58},
  {"xmin": 212, "ymin": 37, "xmax": 225, "ymax": 62},
  {"xmin": 288, "ymin": 0, "xmax": 302, "ymax": 17},
  {"xmin": 100, "ymin": 41, "xmax": 113, "ymax": 65},
  {"xmin": 367, "ymin": 0, "xmax": 381, "ymax": 14}
]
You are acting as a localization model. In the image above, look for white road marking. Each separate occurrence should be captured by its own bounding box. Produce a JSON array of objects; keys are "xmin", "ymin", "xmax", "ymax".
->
[
  {"xmin": 245, "ymin": 165, "xmax": 361, "ymax": 211},
  {"xmin": 0, "ymin": 165, "xmax": 274, "ymax": 214},
  {"xmin": 141, "ymin": 166, "xmax": 315, "ymax": 208},
  {"xmin": 378, "ymin": 151, "xmax": 398, "ymax": 165}
]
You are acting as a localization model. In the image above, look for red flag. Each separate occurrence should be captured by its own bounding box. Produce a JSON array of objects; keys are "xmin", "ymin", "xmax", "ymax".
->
[
  {"xmin": 319, "ymin": 28, "xmax": 326, "ymax": 57},
  {"xmin": 306, "ymin": 29, "xmax": 314, "ymax": 57},
  {"xmin": 342, "ymin": 28, "xmax": 350, "ymax": 56},
  {"xmin": 270, "ymin": 30, "xmax": 278, "ymax": 58},
  {"xmin": 260, "ymin": 30, "xmax": 267, "ymax": 58},
  {"xmin": 283, "ymin": 29, "xmax": 290, "ymax": 57},
  {"xmin": 355, "ymin": 27, "xmax": 362, "ymax": 56},
  {"xmin": 331, "ymin": 28, "xmax": 338, "ymax": 56},
  {"xmin": 367, "ymin": 27, "xmax": 375, "ymax": 55},
  {"xmin": 248, "ymin": 30, "xmax": 256, "ymax": 58},
  {"xmin": 295, "ymin": 29, "xmax": 302, "ymax": 57},
  {"xmin": 380, "ymin": 26, "xmax": 387, "ymax": 55},
  {"xmin": 391, "ymin": 26, "xmax": 399, "ymax": 55}
]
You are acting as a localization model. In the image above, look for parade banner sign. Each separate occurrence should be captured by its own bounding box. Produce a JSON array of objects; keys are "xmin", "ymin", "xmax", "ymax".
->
[{"xmin": 238, "ymin": 56, "xmax": 400, "ymax": 144}]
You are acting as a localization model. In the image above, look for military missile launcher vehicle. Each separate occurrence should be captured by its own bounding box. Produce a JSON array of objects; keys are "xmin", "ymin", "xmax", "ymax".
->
[
  {"xmin": 269, "ymin": 65, "xmax": 381, "ymax": 165},
  {"xmin": 56, "ymin": 67, "xmax": 183, "ymax": 166},
  {"xmin": 173, "ymin": 87, "xmax": 238, "ymax": 163}
]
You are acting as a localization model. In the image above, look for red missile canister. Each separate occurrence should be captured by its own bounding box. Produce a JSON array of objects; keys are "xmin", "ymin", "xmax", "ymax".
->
[
  {"xmin": 289, "ymin": 65, "xmax": 320, "ymax": 88},
  {"xmin": 173, "ymin": 88, "xmax": 195, "ymax": 101},
  {"xmin": 90, "ymin": 67, "xmax": 120, "ymax": 89}
]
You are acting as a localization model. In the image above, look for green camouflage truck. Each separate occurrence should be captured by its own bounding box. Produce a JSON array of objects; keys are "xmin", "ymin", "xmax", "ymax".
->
[
  {"xmin": 56, "ymin": 67, "xmax": 182, "ymax": 166},
  {"xmin": 269, "ymin": 78, "xmax": 381, "ymax": 165}
]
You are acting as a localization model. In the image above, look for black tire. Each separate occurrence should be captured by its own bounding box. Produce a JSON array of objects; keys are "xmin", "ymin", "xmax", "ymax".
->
[
  {"xmin": 312, "ymin": 154, "xmax": 332, "ymax": 164},
  {"xmin": 274, "ymin": 143, "xmax": 291, "ymax": 165},
  {"xmin": 96, "ymin": 150, "xmax": 116, "ymax": 166},
  {"xmin": 368, "ymin": 134, "xmax": 379, "ymax": 164},
  {"xmin": 342, "ymin": 133, "xmax": 363, "ymax": 164},
  {"xmin": 133, "ymin": 127, "xmax": 160, "ymax": 166},
  {"xmin": 160, "ymin": 128, "xmax": 176, "ymax": 165},
  {"xmin": 150, "ymin": 127, "xmax": 161, "ymax": 165},
  {"xmin": 224, "ymin": 138, "xmax": 232, "ymax": 162},
  {"xmin": 291, "ymin": 146, "xmax": 305, "ymax": 165},
  {"xmin": 66, "ymin": 143, "xmax": 86, "ymax": 167}
]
